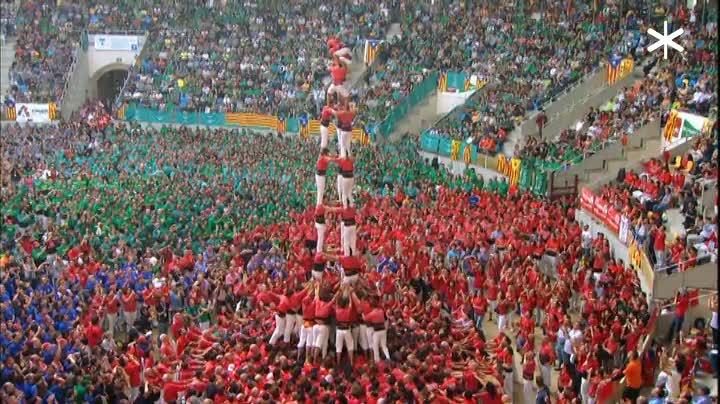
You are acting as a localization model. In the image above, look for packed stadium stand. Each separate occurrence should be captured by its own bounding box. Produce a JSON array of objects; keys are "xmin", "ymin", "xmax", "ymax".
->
[{"xmin": 0, "ymin": 0, "xmax": 717, "ymax": 403}]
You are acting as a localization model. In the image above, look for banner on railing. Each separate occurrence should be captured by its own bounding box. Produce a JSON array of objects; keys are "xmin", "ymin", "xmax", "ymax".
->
[
  {"xmin": 628, "ymin": 235, "xmax": 654, "ymax": 297},
  {"xmin": 580, "ymin": 187, "xmax": 631, "ymax": 244},
  {"xmin": 6, "ymin": 103, "xmax": 58, "ymax": 123},
  {"xmin": 662, "ymin": 110, "xmax": 715, "ymax": 150},
  {"xmin": 123, "ymin": 105, "xmax": 366, "ymax": 141}
]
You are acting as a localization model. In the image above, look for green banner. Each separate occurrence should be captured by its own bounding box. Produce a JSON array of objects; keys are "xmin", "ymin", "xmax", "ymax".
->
[
  {"xmin": 377, "ymin": 71, "xmax": 439, "ymax": 137},
  {"xmin": 125, "ymin": 104, "xmax": 228, "ymax": 127},
  {"xmin": 446, "ymin": 71, "xmax": 466, "ymax": 90}
]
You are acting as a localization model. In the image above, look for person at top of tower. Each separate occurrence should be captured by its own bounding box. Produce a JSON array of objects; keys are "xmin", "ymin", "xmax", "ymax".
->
[{"xmin": 327, "ymin": 36, "xmax": 352, "ymax": 65}]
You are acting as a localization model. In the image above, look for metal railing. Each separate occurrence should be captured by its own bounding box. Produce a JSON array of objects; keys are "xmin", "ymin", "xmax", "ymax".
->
[{"xmin": 57, "ymin": 41, "xmax": 82, "ymax": 111}]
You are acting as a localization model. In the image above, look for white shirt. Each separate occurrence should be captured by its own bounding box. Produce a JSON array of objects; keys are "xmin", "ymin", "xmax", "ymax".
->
[
  {"xmin": 581, "ymin": 230, "xmax": 592, "ymax": 248},
  {"xmin": 711, "ymin": 311, "xmax": 718, "ymax": 330},
  {"xmin": 665, "ymin": 369, "xmax": 681, "ymax": 399}
]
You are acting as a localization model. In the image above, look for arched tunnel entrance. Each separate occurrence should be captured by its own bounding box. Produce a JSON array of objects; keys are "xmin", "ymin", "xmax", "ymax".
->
[{"xmin": 95, "ymin": 68, "xmax": 128, "ymax": 107}]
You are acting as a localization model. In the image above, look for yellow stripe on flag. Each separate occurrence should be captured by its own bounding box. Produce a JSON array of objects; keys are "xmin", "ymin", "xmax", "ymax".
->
[
  {"xmin": 509, "ymin": 158, "xmax": 522, "ymax": 185},
  {"xmin": 438, "ymin": 74, "xmax": 448, "ymax": 92}
]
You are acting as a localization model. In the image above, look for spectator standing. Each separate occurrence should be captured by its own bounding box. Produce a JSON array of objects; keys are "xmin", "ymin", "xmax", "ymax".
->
[
  {"xmin": 623, "ymin": 351, "xmax": 643, "ymax": 403},
  {"xmin": 536, "ymin": 108, "xmax": 548, "ymax": 138}
]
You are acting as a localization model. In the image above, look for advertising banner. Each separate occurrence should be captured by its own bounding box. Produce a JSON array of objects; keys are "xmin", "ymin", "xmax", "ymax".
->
[
  {"xmin": 580, "ymin": 187, "xmax": 595, "ymax": 212},
  {"xmin": 94, "ymin": 35, "xmax": 140, "ymax": 52},
  {"xmin": 662, "ymin": 110, "xmax": 715, "ymax": 150},
  {"xmin": 15, "ymin": 103, "xmax": 51, "ymax": 123}
]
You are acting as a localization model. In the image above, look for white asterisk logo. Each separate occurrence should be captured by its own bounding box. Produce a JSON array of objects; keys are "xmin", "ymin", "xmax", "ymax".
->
[{"xmin": 647, "ymin": 21, "xmax": 684, "ymax": 60}]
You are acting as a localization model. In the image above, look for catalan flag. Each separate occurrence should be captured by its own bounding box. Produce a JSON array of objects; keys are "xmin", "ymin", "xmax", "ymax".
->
[
  {"xmin": 4, "ymin": 106, "xmax": 16, "ymax": 120},
  {"xmin": 464, "ymin": 78, "xmax": 472, "ymax": 92},
  {"xmin": 450, "ymin": 140, "xmax": 461, "ymax": 160},
  {"xmin": 277, "ymin": 116, "xmax": 286, "ymax": 134},
  {"xmin": 463, "ymin": 144, "xmax": 472, "ymax": 164},
  {"xmin": 49, "ymin": 102, "xmax": 58, "ymax": 120},
  {"xmin": 363, "ymin": 40, "xmax": 383, "ymax": 66},
  {"xmin": 509, "ymin": 158, "xmax": 522, "ymax": 185},
  {"xmin": 299, "ymin": 114, "xmax": 310, "ymax": 139},
  {"xmin": 663, "ymin": 110, "xmax": 680, "ymax": 141},
  {"xmin": 606, "ymin": 55, "xmax": 623, "ymax": 85},
  {"xmin": 438, "ymin": 73, "xmax": 448, "ymax": 92}
]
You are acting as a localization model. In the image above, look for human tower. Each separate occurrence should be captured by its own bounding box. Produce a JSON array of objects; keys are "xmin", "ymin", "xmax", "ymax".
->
[{"xmin": 265, "ymin": 37, "xmax": 391, "ymax": 368}]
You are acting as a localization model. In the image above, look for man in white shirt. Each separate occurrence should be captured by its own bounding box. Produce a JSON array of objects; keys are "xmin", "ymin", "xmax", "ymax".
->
[{"xmin": 581, "ymin": 225, "xmax": 593, "ymax": 259}]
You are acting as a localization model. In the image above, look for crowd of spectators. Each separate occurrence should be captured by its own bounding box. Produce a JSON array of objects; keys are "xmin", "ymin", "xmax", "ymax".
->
[
  {"xmin": 0, "ymin": 116, "xmax": 675, "ymax": 402},
  {"xmin": 594, "ymin": 128, "xmax": 717, "ymax": 274},
  {"xmin": 423, "ymin": 1, "xmax": 649, "ymax": 155},
  {"xmin": 518, "ymin": 9, "xmax": 717, "ymax": 166},
  {"xmin": 6, "ymin": 1, "xmax": 84, "ymax": 104},
  {"xmin": 120, "ymin": 0, "xmax": 389, "ymax": 116}
]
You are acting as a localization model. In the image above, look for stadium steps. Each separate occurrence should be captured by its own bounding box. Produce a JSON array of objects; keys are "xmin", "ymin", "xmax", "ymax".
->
[
  {"xmin": 503, "ymin": 63, "xmax": 645, "ymax": 157},
  {"xmin": 0, "ymin": 38, "xmax": 15, "ymax": 100},
  {"xmin": 387, "ymin": 90, "xmax": 442, "ymax": 141}
]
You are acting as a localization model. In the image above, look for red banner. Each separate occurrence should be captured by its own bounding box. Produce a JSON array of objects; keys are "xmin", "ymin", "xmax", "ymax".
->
[
  {"xmin": 580, "ymin": 188, "xmax": 595, "ymax": 212},
  {"xmin": 606, "ymin": 205, "xmax": 620, "ymax": 234},
  {"xmin": 593, "ymin": 196, "xmax": 609, "ymax": 225}
]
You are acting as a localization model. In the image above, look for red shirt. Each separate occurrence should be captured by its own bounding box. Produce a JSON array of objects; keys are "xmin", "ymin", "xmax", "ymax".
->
[
  {"xmin": 317, "ymin": 155, "xmax": 332, "ymax": 172},
  {"xmin": 675, "ymin": 294, "xmax": 689, "ymax": 317},
  {"xmin": 335, "ymin": 305, "xmax": 353, "ymax": 323},
  {"xmin": 125, "ymin": 359, "xmax": 142, "ymax": 387},
  {"xmin": 86, "ymin": 324, "xmax": 103, "ymax": 348},
  {"xmin": 330, "ymin": 63, "xmax": 347, "ymax": 85},
  {"xmin": 122, "ymin": 292, "xmax": 137, "ymax": 312},
  {"xmin": 339, "ymin": 158, "xmax": 354, "ymax": 173},
  {"xmin": 336, "ymin": 110, "xmax": 355, "ymax": 130},
  {"xmin": 320, "ymin": 106, "xmax": 335, "ymax": 122},
  {"xmin": 364, "ymin": 308, "xmax": 385, "ymax": 325},
  {"xmin": 301, "ymin": 295, "xmax": 315, "ymax": 320},
  {"xmin": 314, "ymin": 299, "xmax": 334, "ymax": 320},
  {"xmin": 340, "ymin": 255, "xmax": 362, "ymax": 275},
  {"xmin": 653, "ymin": 229, "xmax": 666, "ymax": 251},
  {"xmin": 105, "ymin": 295, "xmax": 120, "ymax": 314},
  {"xmin": 342, "ymin": 206, "xmax": 357, "ymax": 223}
]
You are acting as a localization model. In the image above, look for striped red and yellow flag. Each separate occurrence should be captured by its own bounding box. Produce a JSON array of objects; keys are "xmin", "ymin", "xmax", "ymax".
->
[
  {"xmin": 277, "ymin": 117, "xmax": 286, "ymax": 134},
  {"xmin": 607, "ymin": 60, "xmax": 620, "ymax": 85},
  {"xmin": 438, "ymin": 73, "xmax": 448, "ymax": 92},
  {"xmin": 463, "ymin": 144, "xmax": 472, "ymax": 164},
  {"xmin": 663, "ymin": 110, "xmax": 680, "ymax": 141},
  {"xmin": 509, "ymin": 158, "xmax": 522, "ymax": 185},
  {"xmin": 4, "ymin": 106, "xmax": 16, "ymax": 120},
  {"xmin": 450, "ymin": 140, "xmax": 461, "ymax": 160},
  {"xmin": 363, "ymin": 40, "xmax": 382, "ymax": 66},
  {"xmin": 49, "ymin": 102, "xmax": 58, "ymax": 120},
  {"xmin": 226, "ymin": 113, "xmax": 278, "ymax": 128},
  {"xmin": 497, "ymin": 154, "xmax": 508, "ymax": 175}
]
